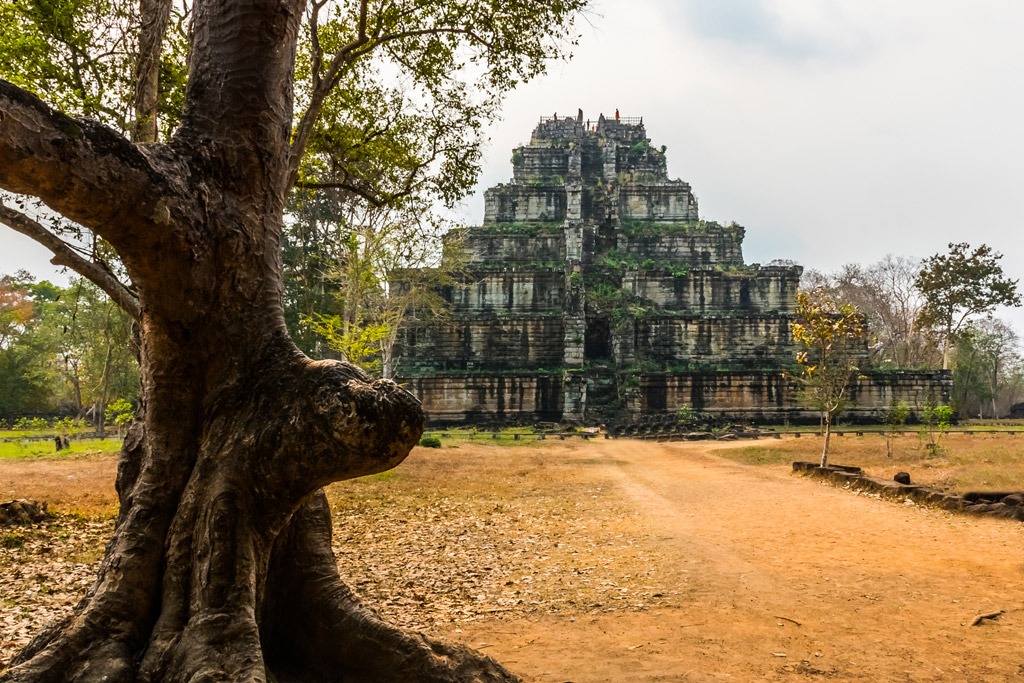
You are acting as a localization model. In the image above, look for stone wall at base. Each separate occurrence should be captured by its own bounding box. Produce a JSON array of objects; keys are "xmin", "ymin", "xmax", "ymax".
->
[
  {"xmin": 628, "ymin": 370, "xmax": 953, "ymax": 423},
  {"xmin": 403, "ymin": 370, "xmax": 953, "ymax": 425},
  {"xmin": 402, "ymin": 375, "xmax": 564, "ymax": 424}
]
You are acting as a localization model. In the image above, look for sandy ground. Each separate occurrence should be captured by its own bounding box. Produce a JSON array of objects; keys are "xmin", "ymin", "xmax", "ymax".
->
[
  {"xmin": 2, "ymin": 439, "xmax": 1024, "ymax": 681},
  {"xmin": 440, "ymin": 440, "xmax": 1024, "ymax": 682}
]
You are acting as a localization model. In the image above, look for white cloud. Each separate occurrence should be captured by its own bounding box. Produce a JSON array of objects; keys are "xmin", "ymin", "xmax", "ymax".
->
[
  {"xmin": 4, "ymin": 1, "xmax": 1023, "ymax": 329},
  {"xmin": 462, "ymin": 0, "xmax": 1024, "ymax": 331}
]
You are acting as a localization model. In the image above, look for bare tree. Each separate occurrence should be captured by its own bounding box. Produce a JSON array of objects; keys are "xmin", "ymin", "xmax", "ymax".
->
[{"xmin": 803, "ymin": 255, "xmax": 938, "ymax": 368}]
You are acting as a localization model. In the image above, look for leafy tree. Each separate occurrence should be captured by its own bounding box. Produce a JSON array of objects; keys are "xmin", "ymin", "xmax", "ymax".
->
[
  {"xmin": 0, "ymin": 272, "xmax": 56, "ymax": 417},
  {"xmin": 31, "ymin": 278, "xmax": 139, "ymax": 432},
  {"xmin": 0, "ymin": 1, "xmax": 585, "ymax": 681},
  {"xmin": 882, "ymin": 399, "xmax": 910, "ymax": 458},
  {"xmin": 0, "ymin": 0, "xmax": 190, "ymax": 137},
  {"xmin": 105, "ymin": 397, "xmax": 136, "ymax": 435},
  {"xmin": 297, "ymin": 196, "xmax": 456, "ymax": 377},
  {"xmin": 0, "ymin": 272, "xmax": 35, "ymax": 348},
  {"xmin": 792, "ymin": 289, "xmax": 868, "ymax": 467},
  {"xmin": 0, "ymin": 272, "xmax": 138, "ymax": 422},
  {"xmin": 916, "ymin": 243, "xmax": 1022, "ymax": 370},
  {"xmin": 950, "ymin": 319, "xmax": 1023, "ymax": 418}
]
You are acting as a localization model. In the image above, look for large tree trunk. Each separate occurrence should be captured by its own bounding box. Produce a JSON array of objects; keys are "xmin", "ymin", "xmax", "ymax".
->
[
  {"xmin": 0, "ymin": 1, "xmax": 520, "ymax": 680},
  {"xmin": 5, "ymin": 337, "xmax": 518, "ymax": 681}
]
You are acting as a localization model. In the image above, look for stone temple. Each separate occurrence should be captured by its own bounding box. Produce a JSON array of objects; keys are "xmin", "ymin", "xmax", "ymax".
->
[{"xmin": 394, "ymin": 112, "xmax": 949, "ymax": 424}]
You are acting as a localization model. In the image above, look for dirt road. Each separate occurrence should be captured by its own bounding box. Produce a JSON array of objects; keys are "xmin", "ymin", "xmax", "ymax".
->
[
  {"xmin": 2, "ymin": 439, "xmax": 1023, "ymax": 680},
  {"xmin": 447, "ymin": 440, "xmax": 1024, "ymax": 682}
]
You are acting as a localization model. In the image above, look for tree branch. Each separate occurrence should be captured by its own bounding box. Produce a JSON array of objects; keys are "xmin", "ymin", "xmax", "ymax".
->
[
  {"xmin": 289, "ymin": 0, "xmax": 371, "ymax": 184},
  {"xmin": 308, "ymin": 0, "xmax": 329, "ymax": 91},
  {"xmin": 294, "ymin": 180, "xmax": 420, "ymax": 207},
  {"xmin": 0, "ymin": 80, "xmax": 168, "ymax": 251},
  {"xmin": 0, "ymin": 200, "xmax": 140, "ymax": 320},
  {"xmin": 374, "ymin": 25, "xmax": 493, "ymax": 51},
  {"xmin": 132, "ymin": 0, "xmax": 174, "ymax": 142}
]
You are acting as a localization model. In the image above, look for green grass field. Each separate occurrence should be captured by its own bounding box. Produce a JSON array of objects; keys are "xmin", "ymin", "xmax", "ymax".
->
[
  {"xmin": 0, "ymin": 437, "xmax": 123, "ymax": 460},
  {"xmin": 420, "ymin": 426, "xmax": 604, "ymax": 448}
]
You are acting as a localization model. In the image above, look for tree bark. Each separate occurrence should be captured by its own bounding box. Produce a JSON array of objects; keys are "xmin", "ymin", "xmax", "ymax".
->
[
  {"xmin": 819, "ymin": 411, "xmax": 832, "ymax": 468},
  {"xmin": 0, "ymin": 0, "xmax": 522, "ymax": 679}
]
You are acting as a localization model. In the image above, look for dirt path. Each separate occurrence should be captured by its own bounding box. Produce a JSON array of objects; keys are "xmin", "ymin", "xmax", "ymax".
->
[
  {"xmin": 448, "ymin": 440, "xmax": 1024, "ymax": 682},
  {"xmin": 3, "ymin": 439, "xmax": 1023, "ymax": 680}
]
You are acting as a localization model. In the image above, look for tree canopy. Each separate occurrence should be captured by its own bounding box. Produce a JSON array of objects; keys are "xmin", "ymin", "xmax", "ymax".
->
[
  {"xmin": 0, "ymin": 0, "xmax": 587, "ymax": 317},
  {"xmin": 0, "ymin": 1, "xmax": 587, "ymax": 681},
  {"xmin": 916, "ymin": 242, "xmax": 1021, "ymax": 370}
]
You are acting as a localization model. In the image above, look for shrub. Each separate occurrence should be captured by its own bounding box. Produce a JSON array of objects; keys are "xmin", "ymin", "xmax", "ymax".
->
[
  {"xmin": 13, "ymin": 417, "xmax": 48, "ymax": 431},
  {"xmin": 105, "ymin": 399, "xmax": 135, "ymax": 426},
  {"xmin": 419, "ymin": 435, "xmax": 442, "ymax": 449},
  {"xmin": 919, "ymin": 401, "xmax": 954, "ymax": 455}
]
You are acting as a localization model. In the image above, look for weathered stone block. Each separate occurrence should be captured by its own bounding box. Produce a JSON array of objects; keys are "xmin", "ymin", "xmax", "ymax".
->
[
  {"xmin": 397, "ymin": 317, "xmax": 565, "ymax": 373},
  {"xmin": 619, "ymin": 182, "xmax": 698, "ymax": 222},
  {"xmin": 622, "ymin": 266, "xmax": 803, "ymax": 314},
  {"xmin": 402, "ymin": 375, "xmax": 564, "ymax": 423},
  {"xmin": 447, "ymin": 271, "xmax": 565, "ymax": 314},
  {"xmin": 484, "ymin": 185, "xmax": 567, "ymax": 223}
]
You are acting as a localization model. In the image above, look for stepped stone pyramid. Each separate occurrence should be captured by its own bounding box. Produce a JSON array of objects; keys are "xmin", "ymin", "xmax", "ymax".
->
[{"xmin": 394, "ymin": 111, "xmax": 949, "ymax": 424}]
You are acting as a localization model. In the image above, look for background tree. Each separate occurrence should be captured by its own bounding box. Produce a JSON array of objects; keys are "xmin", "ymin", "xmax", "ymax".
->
[
  {"xmin": 297, "ymin": 195, "xmax": 457, "ymax": 377},
  {"xmin": 0, "ymin": 272, "xmax": 35, "ymax": 348},
  {"xmin": 792, "ymin": 289, "xmax": 868, "ymax": 467},
  {"xmin": 803, "ymin": 255, "xmax": 937, "ymax": 368},
  {"xmin": 0, "ymin": 1, "xmax": 585, "ymax": 682},
  {"xmin": 916, "ymin": 242, "xmax": 1022, "ymax": 370},
  {"xmin": 35, "ymin": 279, "xmax": 138, "ymax": 431},
  {"xmin": 950, "ymin": 319, "xmax": 1023, "ymax": 418},
  {"xmin": 0, "ymin": 272, "xmax": 57, "ymax": 418},
  {"xmin": 0, "ymin": 272, "xmax": 138, "ymax": 424},
  {"xmin": 284, "ymin": 25, "xmax": 484, "ymax": 367}
]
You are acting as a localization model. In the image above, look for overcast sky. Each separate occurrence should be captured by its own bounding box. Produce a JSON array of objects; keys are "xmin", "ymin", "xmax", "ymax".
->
[
  {"xmin": 461, "ymin": 0, "xmax": 1024, "ymax": 330},
  {"xmin": 4, "ymin": 0, "xmax": 1023, "ymax": 328}
]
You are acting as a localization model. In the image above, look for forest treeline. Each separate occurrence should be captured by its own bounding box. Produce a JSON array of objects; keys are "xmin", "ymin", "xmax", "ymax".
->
[
  {"xmin": 0, "ymin": 270, "xmax": 136, "ymax": 427},
  {"xmin": 3, "ymin": 248, "xmax": 1022, "ymax": 423},
  {"xmin": 804, "ymin": 250, "xmax": 1022, "ymax": 419}
]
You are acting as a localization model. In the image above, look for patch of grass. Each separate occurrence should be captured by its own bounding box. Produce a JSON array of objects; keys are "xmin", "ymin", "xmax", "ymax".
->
[
  {"xmin": 1, "ymin": 531, "xmax": 26, "ymax": 549},
  {"xmin": 0, "ymin": 437, "xmax": 123, "ymax": 460},
  {"xmin": 416, "ymin": 427, "xmax": 553, "ymax": 449},
  {"xmin": 724, "ymin": 446, "xmax": 795, "ymax": 466},
  {"xmin": 1, "ymin": 425, "xmax": 93, "ymax": 439},
  {"xmin": 718, "ymin": 433, "xmax": 1024, "ymax": 494},
  {"xmin": 60, "ymin": 508, "xmax": 119, "ymax": 523}
]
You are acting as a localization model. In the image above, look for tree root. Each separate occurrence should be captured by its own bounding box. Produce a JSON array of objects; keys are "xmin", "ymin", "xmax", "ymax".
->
[
  {"xmin": 3, "ymin": 491, "xmax": 518, "ymax": 683},
  {"xmin": 263, "ymin": 493, "xmax": 522, "ymax": 683}
]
